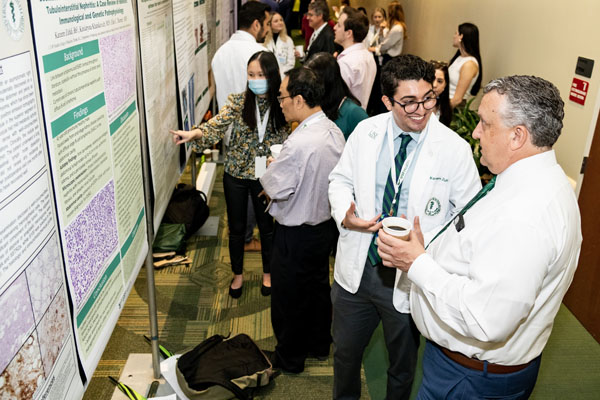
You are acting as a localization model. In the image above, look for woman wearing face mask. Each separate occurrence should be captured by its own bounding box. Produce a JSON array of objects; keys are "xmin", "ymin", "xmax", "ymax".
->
[
  {"xmin": 170, "ymin": 51, "xmax": 289, "ymax": 299},
  {"xmin": 263, "ymin": 12, "xmax": 296, "ymax": 77}
]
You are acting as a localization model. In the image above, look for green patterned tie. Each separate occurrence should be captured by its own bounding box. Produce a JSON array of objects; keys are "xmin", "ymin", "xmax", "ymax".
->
[
  {"xmin": 367, "ymin": 134, "xmax": 412, "ymax": 266},
  {"xmin": 426, "ymin": 175, "xmax": 497, "ymax": 249}
]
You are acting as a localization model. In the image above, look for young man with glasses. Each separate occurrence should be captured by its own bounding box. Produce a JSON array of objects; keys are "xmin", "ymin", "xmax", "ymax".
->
[{"xmin": 328, "ymin": 54, "xmax": 481, "ymax": 400}]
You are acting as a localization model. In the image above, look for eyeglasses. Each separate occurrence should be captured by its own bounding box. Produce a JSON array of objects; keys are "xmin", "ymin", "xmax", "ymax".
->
[
  {"xmin": 277, "ymin": 95, "xmax": 291, "ymax": 103},
  {"xmin": 389, "ymin": 96, "xmax": 438, "ymax": 114}
]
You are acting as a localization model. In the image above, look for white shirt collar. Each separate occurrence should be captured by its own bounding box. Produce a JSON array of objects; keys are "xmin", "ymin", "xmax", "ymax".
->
[
  {"xmin": 311, "ymin": 22, "xmax": 327, "ymax": 39},
  {"xmin": 232, "ymin": 30, "xmax": 258, "ymax": 43},
  {"xmin": 338, "ymin": 42, "xmax": 366, "ymax": 57}
]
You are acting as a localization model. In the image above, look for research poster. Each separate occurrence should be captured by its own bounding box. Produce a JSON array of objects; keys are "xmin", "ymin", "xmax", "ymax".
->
[
  {"xmin": 29, "ymin": 0, "xmax": 148, "ymax": 378},
  {"xmin": 0, "ymin": 1, "xmax": 84, "ymax": 398},
  {"xmin": 137, "ymin": 0, "xmax": 182, "ymax": 227},
  {"xmin": 193, "ymin": 0, "xmax": 210, "ymax": 119}
]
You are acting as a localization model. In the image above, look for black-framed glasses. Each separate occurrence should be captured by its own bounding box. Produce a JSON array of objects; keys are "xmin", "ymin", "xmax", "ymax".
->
[
  {"xmin": 389, "ymin": 96, "xmax": 438, "ymax": 114},
  {"xmin": 277, "ymin": 95, "xmax": 291, "ymax": 103}
]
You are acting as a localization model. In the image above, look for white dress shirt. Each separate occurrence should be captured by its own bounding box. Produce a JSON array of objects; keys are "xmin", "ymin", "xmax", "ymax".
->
[
  {"xmin": 211, "ymin": 30, "xmax": 266, "ymax": 109},
  {"xmin": 409, "ymin": 150, "xmax": 582, "ymax": 365},
  {"xmin": 337, "ymin": 43, "xmax": 377, "ymax": 110}
]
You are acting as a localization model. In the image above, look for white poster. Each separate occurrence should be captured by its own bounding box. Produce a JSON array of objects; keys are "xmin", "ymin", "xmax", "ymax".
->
[
  {"xmin": 29, "ymin": 0, "xmax": 148, "ymax": 377},
  {"xmin": 193, "ymin": 0, "xmax": 211, "ymax": 119},
  {"xmin": 0, "ymin": 1, "xmax": 84, "ymax": 398},
  {"xmin": 137, "ymin": 0, "xmax": 182, "ymax": 227}
]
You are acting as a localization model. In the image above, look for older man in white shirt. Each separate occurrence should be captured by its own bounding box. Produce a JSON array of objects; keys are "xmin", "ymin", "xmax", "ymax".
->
[
  {"xmin": 334, "ymin": 7, "xmax": 376, "ymax": 110},
  {"xmin": 377, "ymin": 75, "xmax": 582, "ymax": 399}
]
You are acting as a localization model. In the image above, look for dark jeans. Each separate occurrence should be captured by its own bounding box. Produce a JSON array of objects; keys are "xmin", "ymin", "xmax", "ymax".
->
[
  {"xmin": 270, "ymin": 220, "xmax": 334, "ymax": 373},
  {"xmin": 331, "ymin": 260, "xmax": 420, "ymax": 400},
  {"xmin": 416, "ymin": 341, "xmax": 542, "ymax": 400},
  {"xmin": 222, "ymin": 173, "xmax": 273, "ymax": 275}
]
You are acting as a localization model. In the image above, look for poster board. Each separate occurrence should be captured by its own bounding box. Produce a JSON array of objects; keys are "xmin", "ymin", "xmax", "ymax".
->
[
  {"xmin": 0, "ymin": 1, "xmax": 84, "ymax": 398},
  {"xmin": 29, "ymin": 0, "xmax": 148, "ymax": 379}
]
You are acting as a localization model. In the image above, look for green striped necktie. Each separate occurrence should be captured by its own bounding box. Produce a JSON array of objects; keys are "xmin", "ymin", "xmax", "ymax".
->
[
  {"xmin": 367, "ymin": 134, "xmax": 412, "ymax": 266},
  {"xmin": 426, "ymin": 175, "xmax": 497, "ymax": 249}
]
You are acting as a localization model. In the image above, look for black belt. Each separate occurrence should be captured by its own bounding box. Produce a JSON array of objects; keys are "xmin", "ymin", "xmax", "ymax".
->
[{"xmin": 435, "ymin": 342, "xmax": 532, "ymax": 374}]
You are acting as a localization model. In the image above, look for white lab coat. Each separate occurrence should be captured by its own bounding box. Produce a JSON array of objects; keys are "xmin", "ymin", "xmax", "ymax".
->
[
  {"xmin": 264, "ymin": 35, "xmax": 295, "ymax": 77},
  {"xmin": 211, "ymin": 30, "xmax": 266, "ymax": 109},
  {"xmin": 328, "ymin": 112, "xmax": 481, "ymax": 312}
]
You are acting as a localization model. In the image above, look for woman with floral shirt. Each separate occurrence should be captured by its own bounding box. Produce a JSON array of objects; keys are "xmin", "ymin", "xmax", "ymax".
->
[{"xmin": 170, "ymin": 51, "xmax": 289, "ymax": 298}]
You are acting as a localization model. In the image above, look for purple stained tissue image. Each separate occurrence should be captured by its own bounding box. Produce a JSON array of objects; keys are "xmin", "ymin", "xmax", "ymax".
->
[
  {"xmin": 99, "ymin": 29, "xmax": 136, "ymax": 116},
  {"xmin": 64, "ymin": 181, "xmax": 119, "ymax": 308},
  {"xmin": 0, "ymin": 273, "xmax": 35, "ymax": 373}
]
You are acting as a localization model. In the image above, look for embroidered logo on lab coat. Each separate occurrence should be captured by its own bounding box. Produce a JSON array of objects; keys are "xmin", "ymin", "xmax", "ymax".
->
[
  {"xmin": 424, "ymin": 197, "xmax": 441, "ymax": 216},
  {"xmin": 368, "ymin": 130, "xmax": 378, "ymax": 139}
]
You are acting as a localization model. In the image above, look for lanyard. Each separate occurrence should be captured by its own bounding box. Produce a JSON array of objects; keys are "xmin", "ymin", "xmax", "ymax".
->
[
  {"xmin": 297, "ymin": 112, "xmax": 326, "ymax": 131},
  {"xmin": 385, "ymin": 116, "xmax": 426, "ymax": 209},
  {"xmin": 256, "ymin": 102, "xmax": 270, "ymax": 144}
]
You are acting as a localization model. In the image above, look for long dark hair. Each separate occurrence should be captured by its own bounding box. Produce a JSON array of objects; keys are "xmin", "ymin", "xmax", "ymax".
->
[
  {"xmin": 431, "ymin": 61, "xmax": 452, "ymax": 126},
  {"xmin": 304, "ymin": 52, "xmax": 360, "ymax": 121},
  {"xmin": 242, "ymin": 51, "xmax": 286, "ymax": 131},
  {"xmin": 450, "ymin": 22, "xmax": 482, "ymax": 96}
]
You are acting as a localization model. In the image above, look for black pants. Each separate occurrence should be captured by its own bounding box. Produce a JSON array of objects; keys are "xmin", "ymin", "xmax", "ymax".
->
[
  {"xmin": 222, "ymin": 173, "xmax": 273, "ymax": 275},
  {"xmin": 270, "ymin": 219, "xmax": 334, "ymax": 373}
]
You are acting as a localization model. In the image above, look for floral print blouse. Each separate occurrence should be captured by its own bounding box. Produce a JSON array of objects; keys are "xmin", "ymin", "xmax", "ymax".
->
[{"xmin": 192, "ymin": 93, "xmax": 290, "ymax": 180}]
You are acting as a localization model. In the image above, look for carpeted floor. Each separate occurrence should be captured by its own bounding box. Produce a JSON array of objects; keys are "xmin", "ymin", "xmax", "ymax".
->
[{"xmin": 83, "ymin": 164, "xmax": 370, "ymax": 399}]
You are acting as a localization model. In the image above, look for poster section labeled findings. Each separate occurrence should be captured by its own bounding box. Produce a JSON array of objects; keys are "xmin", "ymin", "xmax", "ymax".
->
[
  {"xmin": 29, "ymin": 0, "xmax": 148, "ymax": 378},
  {"xmin": 137, "ymin": 0, "xmax": 182, "ymax": 227},
  {"xmin": 192, "ymin": 0, "xmax": 210, "ymax": 121},
  {"xmin": 0, "ymin": 3, "xmax": 84, "ymax": 397}
]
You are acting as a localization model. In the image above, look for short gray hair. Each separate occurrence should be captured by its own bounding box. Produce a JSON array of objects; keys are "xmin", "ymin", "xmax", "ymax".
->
[{"xmin": 483, "ymin": 75, "xmax": 564, "ymax": 148}]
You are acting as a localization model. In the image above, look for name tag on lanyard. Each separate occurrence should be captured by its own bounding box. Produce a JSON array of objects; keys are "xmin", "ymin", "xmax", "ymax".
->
[{"xmin": 255, "ymin": 102, "xmax": 270, "ymax": 179}]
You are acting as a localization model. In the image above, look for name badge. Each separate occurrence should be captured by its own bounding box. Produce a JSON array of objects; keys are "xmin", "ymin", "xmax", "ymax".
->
[{"xmin": 255, "ymin": 156, "xmax": 267, "ymax": 178}]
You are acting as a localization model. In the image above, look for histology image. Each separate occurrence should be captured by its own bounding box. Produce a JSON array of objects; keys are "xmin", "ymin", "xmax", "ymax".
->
[
  {"xmin": 26, "ymin": 233, "xmax": 63, "ymax": 324},
  {"xmin": 99, "ymin": 29, "xmax": 136, "ymax": 116},
  {"xmin": 37, "ymin": 290, "xmax": 70, "ymax": 377},
  {"xmin": 0, "ymin": 333, "xmax": 44, "ymax": 400},
  {"xmin": 64, "ymin": 181, "xmax": 119, "ymax": 308},
  {"xmin": 0, "ymin": 273, "xmax": 35, "ymax": 373}
]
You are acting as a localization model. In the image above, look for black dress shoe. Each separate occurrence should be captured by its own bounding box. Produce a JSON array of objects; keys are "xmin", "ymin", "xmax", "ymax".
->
[
  {"xmin": 261, "ymin": 284, "xmax": 271, "ymax": 296},
  {"xmin": 229, "ymin": 280, "xmax": 243, "ymax": 299}
]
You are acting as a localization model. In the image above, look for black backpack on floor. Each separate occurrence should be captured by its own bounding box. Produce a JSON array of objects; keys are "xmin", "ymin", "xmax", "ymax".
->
[
  {"xmin": 163, "ymin": 184, "xmax": 209, "ymax": 239},
  {"xmin": 175, "ymin": 334, "xmax": 276, "ymax": 400}
]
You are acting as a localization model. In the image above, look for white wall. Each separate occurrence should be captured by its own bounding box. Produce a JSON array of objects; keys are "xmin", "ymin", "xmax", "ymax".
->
[{"xmin": 355, "ymin": 0, "xmax": 600, "ymax": 187}]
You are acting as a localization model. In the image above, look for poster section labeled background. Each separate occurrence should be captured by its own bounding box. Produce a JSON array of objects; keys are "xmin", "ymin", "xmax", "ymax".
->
[
  {"xmin": 137, "ymin": 0, "xmax": 182, "ymax": 227},
  {"xmin": 0, "ymin": 0, "xmax": 84, "ymax": 398},
  {"xmin": 29, "ymin": 0, "xmax": 148, "ymax": 378}
]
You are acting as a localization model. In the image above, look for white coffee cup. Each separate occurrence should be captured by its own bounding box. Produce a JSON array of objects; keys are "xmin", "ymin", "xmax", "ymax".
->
[
  {"xmin": 295, "ymin": 45, "xmax": 305, "ymax": 58},
  {"xmin": 211, "ymin": 149, "xmax": 219, "ymax": 161},
  {"xmin": 270, "ymin": 144, "xmax": 283, "ymax": 159},
  {"xmin": 203, "ymin": 149, "xmax": 212, "ymax": 161},
  {"xmin": 382, "ymin": 217, "xmax": 412, "ymax": 241}
]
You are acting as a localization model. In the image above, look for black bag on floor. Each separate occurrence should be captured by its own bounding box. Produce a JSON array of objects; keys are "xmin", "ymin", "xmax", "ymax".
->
[
  {"xmin": 163, "ymin": 184, "xmax": 209, "ymax": 239},
  {"xmin": 175, "ymin": 334, "xmax": 276, "ymax": 400}
]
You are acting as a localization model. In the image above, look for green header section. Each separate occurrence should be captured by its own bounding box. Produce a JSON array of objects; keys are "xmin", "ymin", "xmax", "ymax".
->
[
  {"xmin": 216, "ymin": 20, "xmax": 220, "ymax": 26},
  {"xmin": 110, "ymin": 101, "xmax": 137, "ymax": 135},
  {"xmin": 43, "ymin": 40, "xmax": 100, "ymax": 73},
  {"xmin": 51, "ymin": 93, "xmax": 106, "ymax": 138},
  {"xmin": 121, "ymin": 208, "xmax": 145, "ymax": 257},
  {"xmin": 77, "ymin": 253, "xmax": 121, "ymax": 327},
  {"xmin": 194, "ymin": 40, "xmax": 208, "ymax": 55}
]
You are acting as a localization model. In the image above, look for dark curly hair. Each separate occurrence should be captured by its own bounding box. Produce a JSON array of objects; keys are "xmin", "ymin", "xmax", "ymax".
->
[{"xmin": 381, "ymin": 54, "xmax": 435, "ymax": 99}]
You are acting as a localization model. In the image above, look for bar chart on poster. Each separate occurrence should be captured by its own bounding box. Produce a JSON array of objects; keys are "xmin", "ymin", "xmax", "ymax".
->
[{"xmin": 28, "ymin": 0, "xmax": 148, "ymax": 379}]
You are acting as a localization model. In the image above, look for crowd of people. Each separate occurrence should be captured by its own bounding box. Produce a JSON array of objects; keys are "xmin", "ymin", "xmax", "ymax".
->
[{"xmin": 170, "ymin": 1, "xmax": 582, "ymax": 399}]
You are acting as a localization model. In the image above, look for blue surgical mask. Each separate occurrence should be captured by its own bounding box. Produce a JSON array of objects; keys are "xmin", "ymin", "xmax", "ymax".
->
[{"xmin": 248, "ymin": 79, "xmax": 268, "ymax": 95}]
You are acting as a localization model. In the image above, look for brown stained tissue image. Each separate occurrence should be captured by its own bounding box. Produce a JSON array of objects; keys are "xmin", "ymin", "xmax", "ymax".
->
[{"xmin": 0, "ymin": 334, "xmax": 45, "ymax": 399}]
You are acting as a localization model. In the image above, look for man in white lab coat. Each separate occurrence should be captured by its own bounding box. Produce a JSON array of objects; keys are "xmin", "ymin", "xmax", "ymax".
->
[{"xmin": 328, "ymin": 54, "xmax": 481, "ymax": 400}]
